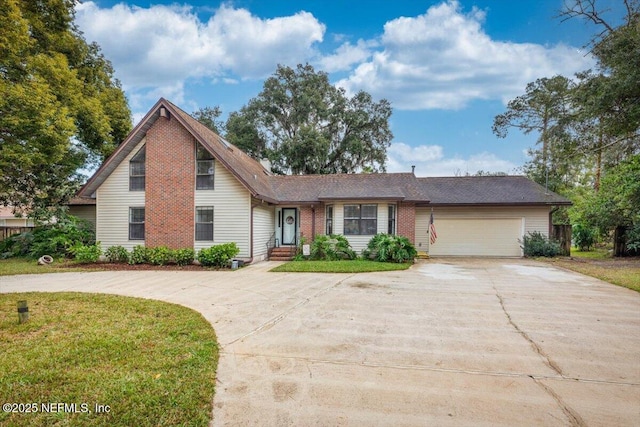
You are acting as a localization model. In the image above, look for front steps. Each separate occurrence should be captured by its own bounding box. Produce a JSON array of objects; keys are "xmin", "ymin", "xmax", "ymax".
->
[{"xmin": 269, "ymin": 246, "xmax": 296, "ymax": 261}]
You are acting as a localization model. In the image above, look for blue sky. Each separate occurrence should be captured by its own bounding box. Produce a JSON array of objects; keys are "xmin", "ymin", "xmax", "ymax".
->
[{"xmin": 74, "ymin": 1, "xmax": 623, "ymax": 176}]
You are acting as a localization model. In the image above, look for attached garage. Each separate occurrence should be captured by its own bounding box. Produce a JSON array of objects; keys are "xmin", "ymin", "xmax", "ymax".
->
[
  {"xmin": 427, "ymin": 217, "xmax": 523, "ymax": 257},
  {"xmin": 415, "ymin": 206, "xmax": 549, "ymax": 257}
]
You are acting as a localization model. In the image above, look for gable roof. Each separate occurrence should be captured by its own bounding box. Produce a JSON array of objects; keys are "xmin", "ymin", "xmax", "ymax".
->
[
  {"xmin": 78, "ymin": 98, "xmax": 571, "ymax": 208},
  {"xmin": 78, "ymin": 98, "xmax": 278, "ymax": 203},
  {"xmin": 270, "ymin": 173, "xmax": 429, "ymax": 204},
  {"xmin": 417, "ymin": 176, "xmax": 571, "ymax": 206}
]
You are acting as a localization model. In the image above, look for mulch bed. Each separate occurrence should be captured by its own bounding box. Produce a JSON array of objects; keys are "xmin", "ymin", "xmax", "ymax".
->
[{"xmin": 61, "ymin": 262, "xmax": 221, "ymax": 271}]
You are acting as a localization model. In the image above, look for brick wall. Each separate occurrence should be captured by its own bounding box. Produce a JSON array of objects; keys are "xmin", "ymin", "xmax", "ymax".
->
[
  {"xmin": 299, "ymin": 206, "xmax": 313, "ymax": 243},
  {"xmin": 145, "ymin": 114, "xmax": 195, "ymax": 249},
  {"xmin": 397, "ymin": 202, "xmax": 416, "ymax": 243},
  {"xmin": 299, "ymin": 205, "xmax": 326, "ymax": 243}
]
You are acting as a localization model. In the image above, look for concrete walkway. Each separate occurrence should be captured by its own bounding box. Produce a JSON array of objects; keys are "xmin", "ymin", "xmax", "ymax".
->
[{"xmin": 1, "ymin": 258, "xmax": 639, "ymax": 426}]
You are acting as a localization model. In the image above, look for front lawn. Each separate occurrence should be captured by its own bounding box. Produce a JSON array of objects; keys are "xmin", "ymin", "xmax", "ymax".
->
[
  {"xmin": 542, "ymin": 249, "xmax": 640, "ymax": 292},
  {"xmin": 270, "ymin": 259, "xmax": 412, "ymax": 273},
  {"xmin": 0, "ymin": 257, "xmax": 92, "ymax": 276},
  {"xmin": 0, "ymin": 292, "xmax": 219, "ymax": 426}
]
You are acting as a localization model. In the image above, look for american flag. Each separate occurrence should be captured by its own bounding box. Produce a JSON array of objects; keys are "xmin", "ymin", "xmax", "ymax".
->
[{"xmin": 429, "ymin": 211, "xmax": 437, "ymax": 245}]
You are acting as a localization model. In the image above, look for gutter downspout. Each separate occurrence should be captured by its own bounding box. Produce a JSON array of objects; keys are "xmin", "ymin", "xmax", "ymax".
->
[{"xmin": 246, "ymin": 204, "xmax": 255, "ymax": 265}]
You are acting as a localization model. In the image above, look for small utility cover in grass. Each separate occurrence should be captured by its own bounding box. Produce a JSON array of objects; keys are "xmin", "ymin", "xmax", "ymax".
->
[{"xmin": 0, "ymin": 292, "xmax": 219, "ymax": 427}]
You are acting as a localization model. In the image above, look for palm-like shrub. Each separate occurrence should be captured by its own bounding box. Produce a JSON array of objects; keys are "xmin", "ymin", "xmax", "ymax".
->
[
  {"xmin": 363, "ymin": 233, "xmax": 417, "ymax": 263},
  {"xmin": 310, "ymin": 235, "xmax": 356, "ymax": 260}
]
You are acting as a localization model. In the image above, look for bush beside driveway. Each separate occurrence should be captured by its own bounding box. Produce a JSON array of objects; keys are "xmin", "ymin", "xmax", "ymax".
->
[{"xmin": 1, "ymin": 259, "xmax": 639, "ymax": 426}]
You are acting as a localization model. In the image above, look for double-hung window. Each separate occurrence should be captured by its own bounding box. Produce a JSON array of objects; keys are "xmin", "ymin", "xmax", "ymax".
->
[
  {"xmin": 325, "ymin": 205, "xmax": 333, "ymax": 235},
  {"xmin": 129, "ymin": 207, "xmax": 145, "ymax": 240},
  {"xmin": 196, "ymin": 145, "xmax": 214, "ymax": 190},
  {"xmin": 129, "ymin": 146, "xmax": 145, "ymax": 191},
  {"xmin": 344, "ymin": 204, "xmax": 377, "ymax": 235},
  {"xmin": 388, "ymin": 205, "xmax": 396, "ymax": 235},
  {"xmin": 195, "ymin": 206, "xmax": 214, "ymax": 241}
]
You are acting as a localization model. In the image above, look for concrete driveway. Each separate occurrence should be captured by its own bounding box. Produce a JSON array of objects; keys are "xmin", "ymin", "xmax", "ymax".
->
[{"xmin": 1, "ymin": 258, "xmax": 639, "ymax": 426}]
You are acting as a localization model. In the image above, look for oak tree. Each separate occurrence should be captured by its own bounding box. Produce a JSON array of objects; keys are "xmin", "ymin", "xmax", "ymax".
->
[
  {"xmin": 225, "ymin": 64, "xmax": 393, "ymax": 175},
  {"xmin": 0, "ymin": 0, "xmax": 131, "ymax": 220}
]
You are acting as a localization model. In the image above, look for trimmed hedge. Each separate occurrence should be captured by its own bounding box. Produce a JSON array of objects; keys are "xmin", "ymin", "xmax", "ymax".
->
[{"xmin": 197, "ymin": 243, "xmax": 240, "ymax": 267}]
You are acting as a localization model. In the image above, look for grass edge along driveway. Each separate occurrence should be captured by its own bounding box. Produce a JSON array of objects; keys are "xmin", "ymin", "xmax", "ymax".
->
[
  {"xmin": 0, "ymin": 292, "xmax": 219, "ymax": 427},
  {"xmin": 270, "ymin": 259, "xmax": 412, "ymax": 273}
]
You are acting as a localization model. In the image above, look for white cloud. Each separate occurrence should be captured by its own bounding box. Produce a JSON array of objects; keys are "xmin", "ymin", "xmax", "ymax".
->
[
  {"xmin": 336, "ymin": 0, "xmax": 595, "ymax": 110},
  {"xmin": 387, "ymin": 142, "xmax": 517, "ymax": 176},
  {"xmin": 319, "ymin": 39, "xmax": 376, "ymax": 72},
  {"xmin": 75, "ymin": 2, "xmax": 325, "ymax": 103}
]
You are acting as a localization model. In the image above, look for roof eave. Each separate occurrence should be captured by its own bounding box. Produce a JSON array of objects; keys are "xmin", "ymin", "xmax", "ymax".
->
[
  {"xmin": 78, "ymin": 98, "xmax": 168, "ymax": 197},
  {"xmin": 424, "ymin": 201, "xmax": 572, "ymax": 207}
]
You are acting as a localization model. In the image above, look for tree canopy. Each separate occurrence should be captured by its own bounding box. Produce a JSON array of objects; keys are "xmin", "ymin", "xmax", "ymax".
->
[
  {"xmin": 0, "ymin": 0, "xmax": 131, "ymax": 220},
  {"xmin": 224, "ymin": 64, "xmax": 393, "ymax": 175},
  {"xmin": 493, "ymin": 0, "xmax": 640, "ymax": 250}
]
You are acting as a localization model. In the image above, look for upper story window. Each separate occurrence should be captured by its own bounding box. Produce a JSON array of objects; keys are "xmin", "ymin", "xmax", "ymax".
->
[
  {"xmin": 129, "ymin": 146, "xmax": 145, "ymax": 191},
  {"xmin": 196, "ymin": 145, "xmax": 214, "ymax": 190},
  {"xmin": 344, "ymin": 204, "xmax": 377, "ymax": 235}
]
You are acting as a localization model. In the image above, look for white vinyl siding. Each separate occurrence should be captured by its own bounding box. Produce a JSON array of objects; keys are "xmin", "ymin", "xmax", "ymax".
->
[
  {"xmin": 68, "ymin": 205, "xmax": 96, "ymax": 229},
  {"xmin": 194, "ymin": 163, "xmax": 251, "ymax": 256},
  {"xmin": 253, "ymin": 205, "xmax": 275, "ymax": 261},
  {"xmin": 417, "ymin": 206, "xmax": 550, "ymax": 257},
  {"xmin": 333, "ymin": 202, "xmax": 391, "ymax": 253},
  {"xmin": 96, "ymin": 139, "xmax": 146, "ymax": 250}
]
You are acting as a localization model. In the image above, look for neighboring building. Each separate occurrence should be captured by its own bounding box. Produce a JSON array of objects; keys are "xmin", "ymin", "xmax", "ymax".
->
[
  {"xmin": 0, "ymin": 207, "xmax": 35, "ymax": 241},
  {"xmin": 0, "ymin": 207, "xmax": 34, "ymax": 227},
  {"xmin": 76, "ymin": 98, "xmax": 570, "ymax": 260}
]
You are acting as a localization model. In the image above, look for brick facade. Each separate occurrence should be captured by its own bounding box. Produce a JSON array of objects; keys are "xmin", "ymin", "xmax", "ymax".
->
[
  {"xmin": 298, "ymin": 205, "xmax": 326, "ymax": 243},
  {"xmin": 145, "ymin": 114, "xmax": 195, "ymax": 249},
  {"xmin": 397, "ymin": 202, "xmax": 416, "ymax": 243}
]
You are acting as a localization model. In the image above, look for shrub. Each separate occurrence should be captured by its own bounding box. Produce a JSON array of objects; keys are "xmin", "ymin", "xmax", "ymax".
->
[
  {"xmin": 148, "ymin": 246, "xmax": 174, "ymax": 266},
  {"xmin": 363, "ymin": 233, "xmax": 417, "ymax": 263},
  {"xmin": 625, "ymin": 223, "xmax": 640, "ymax": 253},
  {"xmin": 0, "ymin": 215, "xmax": 94, "ymax": 259},
  {"xmin": 521, "ymin": 231, "xmax": 561, "ymax": 257},
  {"xmin": 197, "ymin": 243, "xmax": 240, "ymax": 267},
  {"xmin": 310, "ymin": 235, "xmax": 356, "ymax": 260},
  {"xmin": 70, "ymin": 242, "xmax": 102, "ymax": 263},
  {"xmin": 572, "ymin": 223, "xmax": 596, "ymax": 251},
  {"xmin": 129, "ymin": 245, "xmax": 151, "ymax": 265},
  {"xmin": 104, "ymin": 245, "xmax": 129, "ymax": 263},
  {"xmin": 174, "ymin": 248, "xmax": 195, "ymax": 266}
]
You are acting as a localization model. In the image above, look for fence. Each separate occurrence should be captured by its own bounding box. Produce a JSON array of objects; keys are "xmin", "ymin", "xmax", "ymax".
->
[{"xmin": 0, "ymin": 226, "xmax": 34, "ymax": 241}]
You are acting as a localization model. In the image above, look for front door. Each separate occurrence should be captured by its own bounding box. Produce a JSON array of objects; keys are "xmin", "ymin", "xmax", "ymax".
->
[{"xmin": 281, "ymin": 208, "xmax": 297, "ymax": 245}]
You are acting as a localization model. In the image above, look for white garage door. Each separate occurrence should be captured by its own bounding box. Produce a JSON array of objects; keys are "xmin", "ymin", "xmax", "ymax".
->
[{"xmin": 429, "ymin": 218, "xmax": 523, "ymax": 257}]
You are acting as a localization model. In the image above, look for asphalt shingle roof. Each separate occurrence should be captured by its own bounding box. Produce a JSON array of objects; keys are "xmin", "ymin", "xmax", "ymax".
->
[
  {"xmin": 78, "ymin": 98, "xmax": 571, "ymax": 208},
  {"xmin": 270, "ymin": 173, "xmax": 429, "ymax": 203},
  {"xmin": 417, "ymin": 176, "xmax": 571, "ymax": 205}
]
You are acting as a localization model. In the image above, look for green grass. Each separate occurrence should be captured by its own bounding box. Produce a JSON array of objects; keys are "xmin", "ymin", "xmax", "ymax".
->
[
  {"xmin": 540, "ymin": 248, "xmax": 640, "ymax": 292},
  {"xmin": 0, "ymin": 257, "xmax": 91, "ymax": 276},
  {"xmin": 270, "ymin": 259, "xmax": 412, "ymax": 273},
  {"xmin": 0, "ymin": 292, "xmax": 219, "ymax": 426},
  {"xmin": 570, "ymin": 247, "xmax": 612, "ymax": 259}
]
